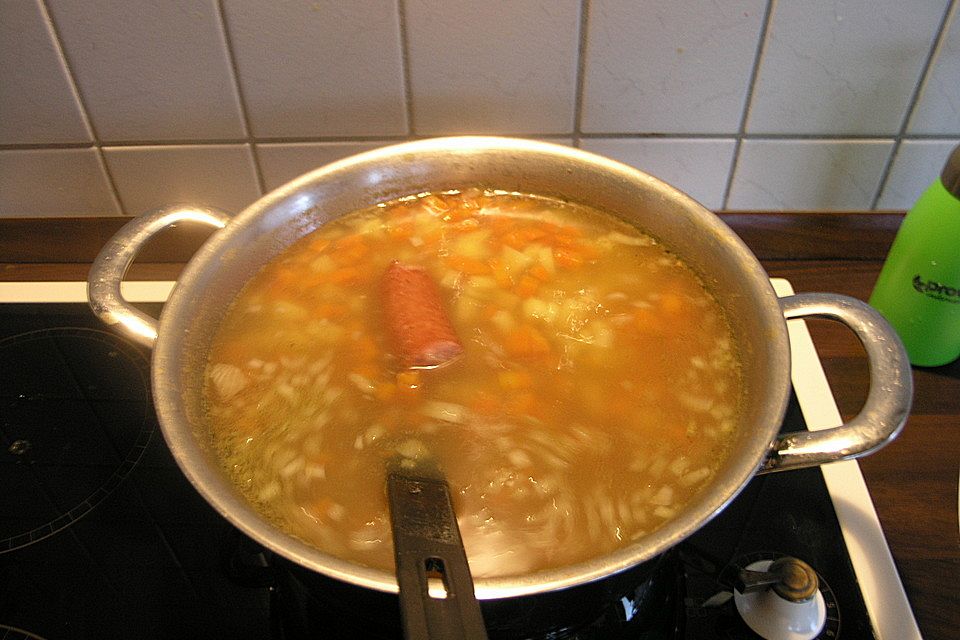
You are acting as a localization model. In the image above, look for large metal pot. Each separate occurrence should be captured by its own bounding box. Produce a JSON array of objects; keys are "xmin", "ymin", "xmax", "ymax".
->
[{"xmin": 88, "ymin": 136, "xmax": 911, "ymax": 602}]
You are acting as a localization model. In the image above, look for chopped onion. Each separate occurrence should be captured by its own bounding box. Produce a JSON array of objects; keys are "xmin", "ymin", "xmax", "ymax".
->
[{"xmin": 421, "ymin": 401, "xmax": 468, "ymax": 424}]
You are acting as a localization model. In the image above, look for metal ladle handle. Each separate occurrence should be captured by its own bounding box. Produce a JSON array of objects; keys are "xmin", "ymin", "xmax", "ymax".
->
[
  {"xmin": 759, "ymin": 293, "xmax": 913, "ymax": 473},
  {"xmin": 87, "ymin": 205, "xmax": 231, "ymax": 348}
]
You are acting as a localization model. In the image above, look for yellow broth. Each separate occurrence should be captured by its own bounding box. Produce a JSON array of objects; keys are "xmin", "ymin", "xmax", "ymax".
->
[{"xmin": 203, "ymin": 189, "xmax": 741, "ymax": 577}]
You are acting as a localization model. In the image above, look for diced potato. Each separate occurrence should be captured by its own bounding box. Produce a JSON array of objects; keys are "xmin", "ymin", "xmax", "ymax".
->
[
  {"xmin": 522, "ymin": 298, "xmax": 561, "ymax": 324},
  {"xmin": 450, "ymin": 230, "xmax": 492, "ymax": 260},
  {"xmin": 500, "ymin": 245, "xmax": 535, "ymax": 274},
  {"xmin": 455, "ymin": 296, "xmax": 483, "ymax": 324},
  {"xmin": 581, "ymin": 319, "xmax": 614, "ymax": 348},
  {"xmin": 538, "ymin": 245, "xmax": 556, "ymax": 275},
  {"xmin": 490, "ymin": 309, "xmax": 516, "ymax": 334}
]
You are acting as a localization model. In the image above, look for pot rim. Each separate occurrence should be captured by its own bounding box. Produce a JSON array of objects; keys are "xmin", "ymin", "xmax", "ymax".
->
[{"xmin": 153, "ymin": 136, "xmax": 791, "ymax": 599}]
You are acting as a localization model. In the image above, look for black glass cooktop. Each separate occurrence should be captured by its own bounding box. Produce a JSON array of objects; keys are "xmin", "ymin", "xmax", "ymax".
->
[{"xmin": 0, "ymin": 302, "xmax": 874, "ymax": 639}]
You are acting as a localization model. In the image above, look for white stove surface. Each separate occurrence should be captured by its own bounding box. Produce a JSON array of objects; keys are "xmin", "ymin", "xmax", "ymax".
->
[{"xmin": 0, "ymin": 278, "xmax": 922, "ymax": 639}]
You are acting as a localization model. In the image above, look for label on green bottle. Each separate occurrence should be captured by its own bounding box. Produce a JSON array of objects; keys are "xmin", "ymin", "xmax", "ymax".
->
[{"xmin": 912, "ymin": 275, "xmax": 960, "ymax": 303}]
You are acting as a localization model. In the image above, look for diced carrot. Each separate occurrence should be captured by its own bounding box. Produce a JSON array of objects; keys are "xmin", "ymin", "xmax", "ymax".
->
[
  {"xmin": 513, "ymin": 274, "xmax": 540, "ymax": 298},
  {"xmin": 314, "ymin": 303, "xmax": 349, "ymax": 319},
  {"xmin": 503, "ymin": 324, "xmax": 552, "ymax": 358},
  {"xmin": 553, "ymin": 247, "xmax": 585, "ymax": 269},
  {"xmin": 488, "ymin": 216, "xmax": 516, "ymax": 235},
  {"xmin": 445, "ymin": 255, "xmax": 492, "ymax": 275},
  {"xmin": 528, "ymin": 264, "xmax": 551, "ymax": 282},
  {"xmin": 488, "ymin": 258, "xmax": 514, "ymax": 288},
  {"xmin": 498, "ymin": 369, "xmax": 533, "ymax": 391},
  {"xmin": 505, "ymin": 391, "xmax": 541, "ymax": 418},
  {"xmin": 423, "ymin": 228, "xmax": 444, "ymax": 245},
  {"xmin": 353, "ymin": 363, "xmax": 381, "ymax": 382},
  {"xmin": 353, "ymin": 335, "xmax": 379, "ymax": 362},
  {"xmin": 500, "ymin": 225, "xmax": 547, "ymax": 249},
  {"xmin": 634, "ymin": 307, "xmax": 667, "ymax": 336},
  {"xmin": 330, "ymin": 242, "xmax": 369, "ymax": 266},
  {"xmin": 452, "ymin": 218, "xmax": 481, "ymax": 232},
  {"xmin": 387, "ymin": 221, "xmax": 414, "ymax": 241},
  {"xmin": 660, "ymin": 292, "xmax": 684, "ymax": 315},
  {"xmin": 470, "ymin": 391, "xmax": 502, "ymax": 415},
  {"xmin": 396, "ymin": 370, "xmax": 422, "ymax": 403},
  {"xmin": 374, "ymin": 382, "xmax": 397, "ymax": 403},
  {"xmin": 482, "ymin": 304, "xmax": 501, "ymax": 321},
  {"xmin": 328, "ymin": 266, "xmax": 366, "ymax": 286}
]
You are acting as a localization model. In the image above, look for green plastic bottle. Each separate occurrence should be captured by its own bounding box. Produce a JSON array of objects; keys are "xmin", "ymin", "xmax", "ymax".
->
[{"xmin": 869, "ymin": 143, "xmax": 960, "ymax": 367}]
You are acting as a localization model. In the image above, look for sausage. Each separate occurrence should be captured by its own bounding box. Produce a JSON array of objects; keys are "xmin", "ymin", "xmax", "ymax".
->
[{"xmin": 381, "ymin": 261, "xmax": 464, "ymax": 368}]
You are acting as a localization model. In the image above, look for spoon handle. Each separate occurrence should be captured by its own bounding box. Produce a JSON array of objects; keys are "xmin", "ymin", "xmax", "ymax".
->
[{"xmin": 387, "ymin": 470, "xmax": 488, "ymax": 640}]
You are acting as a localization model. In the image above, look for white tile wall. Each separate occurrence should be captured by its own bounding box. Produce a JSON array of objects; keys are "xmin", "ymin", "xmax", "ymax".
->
[
  {"xmin": 877, "ymin": 139, "xmax": 960, "ymax": 209},
  {"xmin": 102, "ymin": 145, "xmax": 261, "ymax": 215},
  {"xmin": 580, "ymin": 138, "xmax": 736, "ymax": 210},
  {"xmin": 747, "ymin": 0, "xmax": 946, "ymax": 135},
  {"xmin": 909, "ymin": 3, "xmax": 960, "ymax": 135},
  {"xmin": 0, "ymin": 149, "xmax": 119, "ymax": 216},
  {"xmin": 46, "ymin": 0, "xmax": 246, "ymax": 141},
  {"xmin": 2, "ymin": 0, "xmax": 959, "ymax": 218},
  {"xmin": 257, "ymin": 141, "xmax": 388, "ymax": 191},
  {"xmin": 0, "ymin": 0, "xmax": 91, "ymax": 144},
  {"xmin": 222, "ymin": 0, "xmax": 407, "ymax": 137},
  {"xmin": 581, "ymin": 0, "xmax": 765, "ymax": 134},
  {"xmin": 728, "ymin": 140, "xmax": 894, "ymax": 210},
  {"xmin": 405, "ymin": 0, "xmax": 581, "ymax": 134}
]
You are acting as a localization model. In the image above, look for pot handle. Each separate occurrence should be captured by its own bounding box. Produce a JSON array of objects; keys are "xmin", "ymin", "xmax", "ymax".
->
[
  {"xmin": 87, "ymin": 205, "xmax": 231, "ymax": 349},
  {"xmin": 758, "ymin": 292, "xmax": 913, "ymax": 474}
]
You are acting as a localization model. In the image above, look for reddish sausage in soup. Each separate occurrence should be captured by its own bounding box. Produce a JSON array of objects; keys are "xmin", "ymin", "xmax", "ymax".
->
[{"xmin": 203, "ymin": 189, "xmax": 741, "ymax": 578}]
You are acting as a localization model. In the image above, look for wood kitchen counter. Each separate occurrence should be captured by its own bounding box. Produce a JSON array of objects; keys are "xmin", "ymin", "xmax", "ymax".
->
[{"xmin": 2, "ymin": 212, "xmax": 958, "ymax": 639}]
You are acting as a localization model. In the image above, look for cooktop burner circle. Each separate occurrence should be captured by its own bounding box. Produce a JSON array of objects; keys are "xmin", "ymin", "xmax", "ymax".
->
[{"xmin": 0, "ymin": 327, "xmax": 155, "ymax": 553}]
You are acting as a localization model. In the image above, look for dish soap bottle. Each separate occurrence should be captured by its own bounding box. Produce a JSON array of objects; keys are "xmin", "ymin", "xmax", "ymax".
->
[{"xmin": 869, "ymin": 143, "xmax": 960, "ymax": 367}]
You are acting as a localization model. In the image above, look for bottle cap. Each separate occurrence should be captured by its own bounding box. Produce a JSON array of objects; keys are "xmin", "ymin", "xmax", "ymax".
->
[{"xmin": 942, "ymin": 143, "xmax": 960, "ymax": 198}]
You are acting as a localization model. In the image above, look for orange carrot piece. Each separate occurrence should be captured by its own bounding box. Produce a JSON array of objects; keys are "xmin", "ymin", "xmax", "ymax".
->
[
  {"xmin": 445, "ymin": 255, "xmax": 492, "ymax": 275},
  {"xmin": 554, "ymin": 247, "xmax": 585, "ymax": 269},
  {"xmin": 488, "ymin": 258, "xmax": 514, "ymax": 288},
  {"xmin": 634, "ymin": 307, "xmax": 667, "ymax": 337},
  {"xmin": 513, "ymin": 274, "xmax": 541, "ymax": 298},
  {"xmin": 396, "ymin": 370, "xmax": 422, "ymax": 403},
  {"xmin": 374, "ymin": 381, "xmax": 397, "ymax": 402},
  {"xmin": 503, "ymin": 324, "xmax": 551, "ymax": 358},
  {"xmin": 528, "ymin": 264, "xmax": 551, "ymax": 282},
  {"xmin": 470, "ymin": 391, "xmax": 502, "ymax": 415},
  {"xmin": 660, "ymin": 292, "xmax": 684, "ymax": 315},
  {"xmin": 353, "ymin": 335, "xmax": 379, "ymax": 362},
  {"xmin": 328, "ymin": 266, "xmax": 367, "ymax": 285},
  {"xmin": 498, "ymin": 369, "xmax": 533, "ymax": 391}
]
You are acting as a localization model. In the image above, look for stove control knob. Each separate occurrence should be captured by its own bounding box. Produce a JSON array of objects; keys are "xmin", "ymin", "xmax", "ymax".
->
[{"xmin": 733, "ymin": 558, "xmax": 826, "ymax": 640}]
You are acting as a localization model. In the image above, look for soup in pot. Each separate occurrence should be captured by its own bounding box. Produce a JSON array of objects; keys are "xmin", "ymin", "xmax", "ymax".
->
[{"xmin": 203, "ymin": 189, "xmax": 741, "ymax": 577}]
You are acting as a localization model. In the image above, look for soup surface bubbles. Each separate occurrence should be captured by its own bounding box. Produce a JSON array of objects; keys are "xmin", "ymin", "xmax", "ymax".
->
[{"xmin": 203, "ymin": 189, "xmax": 741, "ymax": 577}]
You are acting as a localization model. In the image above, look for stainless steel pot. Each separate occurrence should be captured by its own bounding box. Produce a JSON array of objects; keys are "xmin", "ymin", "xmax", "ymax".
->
[{"xmin": 88, "ymin": 136, "xmax": 912, "ymax": 600}]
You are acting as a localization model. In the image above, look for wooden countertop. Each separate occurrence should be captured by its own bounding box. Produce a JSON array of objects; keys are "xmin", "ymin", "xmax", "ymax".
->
[{"xmin": 2, "ymin": 213, "xmax": 958, "ymax": 639}]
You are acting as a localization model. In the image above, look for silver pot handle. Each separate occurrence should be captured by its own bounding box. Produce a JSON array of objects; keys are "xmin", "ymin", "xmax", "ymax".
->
[
  {"xmin": 759, "ymin": 292, "xmax": 913, "ymax": 473},
  {"xmin": 87, "ymin": 205, "xmax": 231, "ymax": 349}
]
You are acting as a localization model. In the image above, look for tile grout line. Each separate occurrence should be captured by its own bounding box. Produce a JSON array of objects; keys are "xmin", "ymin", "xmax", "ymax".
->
[
  {"xmin": 216, "ymin": 0, "xmax": 267, "ymax": 197},
  {"xmin": 38, "ymin": 0, "xmax": 126, "ymax": 215},
  {"xmin": 720, "ymin": 0, "xmax": 775, "ymax": 210},
  {"xmin": 8, "ymin": 132, "xmax": 960, "ymax": 153},
  {"xmin": 397, "ymin": 0, "xmax": 417, "ymax": 137},
  {"xmin": 869, "ymin": 0, "xmax": 957, "ymax": 210},
  {"xmin": 571, "ymin": 0, "xmax": 591, "ymax": 148}
]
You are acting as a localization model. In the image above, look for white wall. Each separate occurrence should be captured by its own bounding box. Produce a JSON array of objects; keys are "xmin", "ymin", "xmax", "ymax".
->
[{"xmin": 1, "ymin": 0, "xmax": 958, "ymax": 217}]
